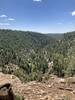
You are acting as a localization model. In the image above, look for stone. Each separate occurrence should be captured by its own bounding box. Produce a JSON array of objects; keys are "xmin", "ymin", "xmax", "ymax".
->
[{"xmin": 0, "ymin": 83, "xmax": 14, "ymax": 100}]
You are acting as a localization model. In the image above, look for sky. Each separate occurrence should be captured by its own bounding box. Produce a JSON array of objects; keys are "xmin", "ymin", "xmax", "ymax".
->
[{"xmin": 0, "ymin": 0, "xmax": 75, "ymax": 33}]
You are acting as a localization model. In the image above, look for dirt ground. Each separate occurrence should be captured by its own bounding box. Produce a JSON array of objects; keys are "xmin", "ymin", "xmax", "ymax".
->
[{"xmin": 0, "ymin": 73, "xmax": 75, "ymax": 100}]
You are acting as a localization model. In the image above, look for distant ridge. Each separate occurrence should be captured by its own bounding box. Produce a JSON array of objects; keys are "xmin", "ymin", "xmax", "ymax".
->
[{"xmin": 46, "ymin": 33, "xmax": 64, "ymax": 40}]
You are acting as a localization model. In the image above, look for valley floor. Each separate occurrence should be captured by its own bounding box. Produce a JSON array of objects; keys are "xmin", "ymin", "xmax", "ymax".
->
[{"xmin": 0, "ymin": 73, "xmax": 75, "ymax": 100}]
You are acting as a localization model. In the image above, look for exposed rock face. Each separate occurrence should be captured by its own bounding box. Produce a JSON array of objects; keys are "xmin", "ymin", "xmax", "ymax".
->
[{"xmin": 0, "ymin": 83, "xmax": 14, "ymax": 100}]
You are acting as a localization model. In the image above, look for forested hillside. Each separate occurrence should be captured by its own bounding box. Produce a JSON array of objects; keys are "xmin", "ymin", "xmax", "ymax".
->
[
  {"xmin": 46, "ymin": 33, "xmax": 64, "ymax": 40},
  {"xmin": 0, "ymin": 29, "xmax": 75, "ymax": 82}
]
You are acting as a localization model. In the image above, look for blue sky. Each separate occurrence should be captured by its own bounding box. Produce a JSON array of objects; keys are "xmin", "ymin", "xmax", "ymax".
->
[{"xmin": 0, "ymin": 0, "xmax": 75, "ymax": 33}]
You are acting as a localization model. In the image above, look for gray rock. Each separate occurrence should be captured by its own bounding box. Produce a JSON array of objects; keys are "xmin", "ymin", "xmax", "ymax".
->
[{"xmin": 0, "ymin": 83, "xmax": 14, "ymax": 100}]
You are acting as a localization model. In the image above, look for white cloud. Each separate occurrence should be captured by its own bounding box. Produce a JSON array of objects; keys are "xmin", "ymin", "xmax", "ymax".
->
[
  {"xmin": 33, "ymin": 0, "xmax": 42, "ymax": 2},
  {"xmin": 0, "ymin": 15, "xmax": 15, "ymax": 26},
  {"xmin": 0, "ymin": 15, "xmax": 7, "ymax": 18},
  {"xmin": 0, "ymin": 23, "xmax": 10, "ymax": 26},
  {"xmin": 8, "ymin": 18, "xmax": 15, "ymax": 21},
  {"xmin": 72, "ymin": 11, "xmax": 75, "ymax": 16}
]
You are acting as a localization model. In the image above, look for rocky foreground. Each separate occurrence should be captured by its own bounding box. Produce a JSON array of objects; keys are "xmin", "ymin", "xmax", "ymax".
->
[{"xmin": 0, "ymin": 73, "xmax": 75, "ymax": 100}]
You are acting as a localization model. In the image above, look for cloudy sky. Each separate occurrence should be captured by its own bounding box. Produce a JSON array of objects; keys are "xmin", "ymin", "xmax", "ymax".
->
[{"xmin": 0, "ymin": 0, "xmax": 75, "ymax": 33}]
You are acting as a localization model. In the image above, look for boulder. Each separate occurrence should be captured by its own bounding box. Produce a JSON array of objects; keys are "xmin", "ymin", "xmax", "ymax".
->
[{"xmin": 0, "ymin": 83, "xmax": 14, "ymax": 100}]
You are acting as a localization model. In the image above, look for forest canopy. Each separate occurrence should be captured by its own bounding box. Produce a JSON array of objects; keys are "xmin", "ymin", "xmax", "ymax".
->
[{"xmin": 0, "ymin": 29, "xmax": 75, "ymax": 82}]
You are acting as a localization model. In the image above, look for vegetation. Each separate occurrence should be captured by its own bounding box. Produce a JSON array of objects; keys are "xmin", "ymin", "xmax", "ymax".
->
[
  {"xmin": 0, "ymin": 29, "xmax": 75, "ymax": 82},
  {"xmin": 15, "ymin": 94, "xmax": 24, "ymax": 100}
]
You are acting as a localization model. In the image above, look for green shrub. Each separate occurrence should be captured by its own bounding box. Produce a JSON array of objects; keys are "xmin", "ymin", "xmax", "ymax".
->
[{"xmin": 15, "ymin": 94, "xmax": 24, "ymax": 100}]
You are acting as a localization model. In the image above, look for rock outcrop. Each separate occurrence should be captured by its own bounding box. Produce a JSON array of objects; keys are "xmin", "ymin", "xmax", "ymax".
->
[
  {"xmin": 0, "ymin": 83, "xmax": 14, "ymax": 100},
  {"xmin": 0, "ymin": 73, "xmax": 75, "ymax": 100}
]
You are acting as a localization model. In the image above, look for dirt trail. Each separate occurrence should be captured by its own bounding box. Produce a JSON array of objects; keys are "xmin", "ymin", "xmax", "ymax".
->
[{"xmin": 0, "ymin": 73, "xmax": 75, "ymax": 100}]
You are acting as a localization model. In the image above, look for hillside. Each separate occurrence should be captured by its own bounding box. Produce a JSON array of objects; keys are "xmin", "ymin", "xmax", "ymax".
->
[
  {"xmin": 46, "ymin": 33, "xmax": 64, "ymax": 40},
  {"xmin": 0, "ymin": 30, "xmax": 54, "ymax": 48},
  {"xmin": 0, "ymin": 30, "xmax": 75, "ymax": 100},
  {"xmin": 0, "ymin": 29, "xmax": 57, "ymax": 82},
  {"xmin": 0, "ymin": 29, "xmax": 75, "ymax": 83}
]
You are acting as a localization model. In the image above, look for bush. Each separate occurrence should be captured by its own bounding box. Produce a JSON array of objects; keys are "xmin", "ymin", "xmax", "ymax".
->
[{"xmin": 15, "ymin": 94, "xmax": 24, "ymax": 100}]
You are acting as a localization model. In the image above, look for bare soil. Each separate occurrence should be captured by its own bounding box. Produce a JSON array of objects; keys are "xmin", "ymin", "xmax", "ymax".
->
[{"xmin": 0, "ymin": 73, "xmax": 75, "ymax": 100}]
